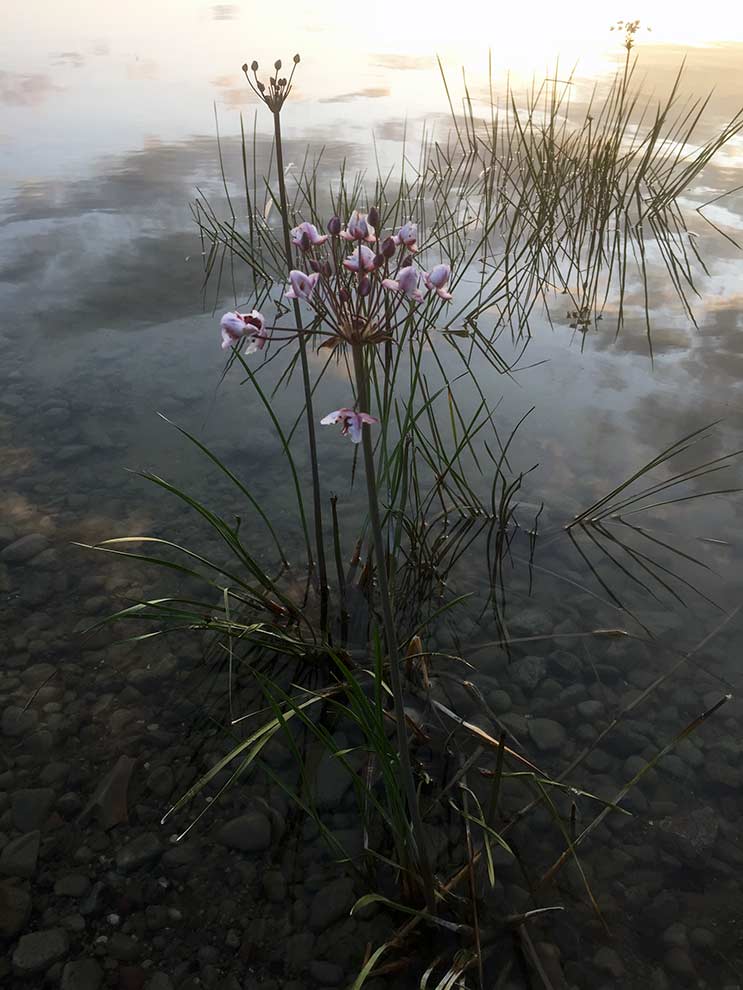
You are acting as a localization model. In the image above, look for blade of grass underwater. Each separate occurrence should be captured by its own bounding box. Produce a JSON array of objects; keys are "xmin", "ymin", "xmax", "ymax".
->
[{"xmin": 155, "ymin": 413, "xmax": 289, "ymax": 565}]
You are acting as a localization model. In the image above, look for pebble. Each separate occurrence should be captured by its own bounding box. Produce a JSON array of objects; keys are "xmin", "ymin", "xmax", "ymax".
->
[
  {"xmin": 2, "ymin": 706, "xmax": 38, "ymax": 738},
  {"xmin": 115, "ymin": 833, "xmax": 164, "ymax": 873},
  {"xmin": 11, "ymin": 786, "xmax": 56, "ymax": 830},
  {"xmin": 60, "ymin": 957, "xmax": 104, "ymax": 990},
  {"xmin": 309, "ymin": 877, "xmax": 355, "ymax": 932},
  {"xmin": 527, "ymin": 718, "xmax": 567, "ymax": 752},
  {"xmin": 0, "ymin": 880, "xmax": 32, "ymax": 937},
  {"xmin": 0, "ymin": 830, "xmax": 40, "ymax": 878},
  {"xmin": 1, "ymin": 533, "xmax": 49, "ymax": 563},
  {"xmin": 593, "ymin": 945, "xmax": 624, "ymax": 978},
  {"xmin": 12, "ymin": 927, "xmax": 70, "ymax": 974},
  {"xmin": 216, "ymin": 813, "xmax": 272, "ymax": 853},
  {"xmin": 309, "ymin": 960, "xmax": 344, "ymax": 986},
  {"xmin": 55, "ymin": 873, "xmax": 91, "ymax": 897}
]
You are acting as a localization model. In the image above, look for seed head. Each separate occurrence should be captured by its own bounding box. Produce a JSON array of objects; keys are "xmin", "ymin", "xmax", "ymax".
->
[
  {"xmin": 251, "ymin": 60, "xmax": 259, "ymax": 71},
  {"xmin": 274, "ymin": 59, "xmax": 282, "ymax": 71},
  {"xmin": 293, "ymin": 54, "xmax": 300, "ymax": 64}
]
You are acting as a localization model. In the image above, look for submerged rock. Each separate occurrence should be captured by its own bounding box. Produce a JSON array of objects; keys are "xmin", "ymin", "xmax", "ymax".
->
[
  {"xmin": 216, "ymin": 812, "xmax": 272, "ymax": 853},
  {"xmin": 0, "ymin": 831, "xmax": 40, "ymax": 878},
  {"xmin": 1, "ymin": 533, "xmax": 49, "ymax": 564},
  {"xmin": 0, "ymin": 880, "xmax": 32, "ymax": 937},
  {"xmin": 527, "ymin": 718, "xmax": 567, "ymax": 752},
  {"xmin": 12, "ymin": 927, "xmax": 69, "ymax": 974}
]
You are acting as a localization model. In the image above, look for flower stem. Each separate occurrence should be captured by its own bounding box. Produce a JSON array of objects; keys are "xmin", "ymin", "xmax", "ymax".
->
[
  {"xmin": 272, "ymin": 109, "xmax": 329, "ymax": 629},
  {"xmin": 351, "ymin": 341, "xmax": 435, "ymax": 912}
]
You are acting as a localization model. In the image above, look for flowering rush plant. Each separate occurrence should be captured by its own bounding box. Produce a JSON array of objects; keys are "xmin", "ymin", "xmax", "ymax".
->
[{"xmin": 219, "ymin": 208, "xmax": 454, "ymax": 441}]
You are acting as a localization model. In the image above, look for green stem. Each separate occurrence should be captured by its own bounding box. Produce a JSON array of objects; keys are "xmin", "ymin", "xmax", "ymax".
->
[
  {"xmin": 351, "ymin": 341, "xmax": 435, "ymax": 912},
  {"xmin": 272, "ymin": 109, "xmax": 328, "ymax": 628}
]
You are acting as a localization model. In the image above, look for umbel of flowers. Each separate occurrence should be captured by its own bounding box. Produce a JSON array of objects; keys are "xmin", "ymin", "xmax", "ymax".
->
[{"xmin": 219, "ymin": 210, "xmax": 454, "ymax": 442}]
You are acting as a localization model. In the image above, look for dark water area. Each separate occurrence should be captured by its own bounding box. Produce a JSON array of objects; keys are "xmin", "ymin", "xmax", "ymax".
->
[{"xmin": 2, "ymin": 5, "xmax": 743, "ymax": 989}]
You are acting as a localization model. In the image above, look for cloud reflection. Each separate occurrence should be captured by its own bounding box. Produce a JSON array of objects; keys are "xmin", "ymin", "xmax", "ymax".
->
[
  {"xmin": 319, "ymin": 86, "xmax": 390, "ymax": 104},
  {"xmin": 0, "ymin": 71, "xmax": 61, "ymax": 106}
]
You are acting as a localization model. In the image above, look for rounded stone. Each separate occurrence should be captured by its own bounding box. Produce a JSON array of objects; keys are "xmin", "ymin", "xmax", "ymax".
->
[
  {"xmin": 0, "ymin": 880, "xmax": 32, "ymax": 937},
  {"xmin": 60, "ymin": 957, "xmax": 104, "ymax": 990},
  {"xmin": 527, "ymin": 718, "xmax": 567, "ymax": 752},
  {"xmin": 216, "ymin": 813, "xmax": 272, "ymax": 853},
  {"xmin": 12, "ymin": 927, "xmax": 69, "ymax": 974}
]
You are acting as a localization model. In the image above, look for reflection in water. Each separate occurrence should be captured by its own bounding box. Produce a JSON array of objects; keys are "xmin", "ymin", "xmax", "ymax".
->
[{"xmin": 1, "ymin": 8, "xmax": 743, "ymax": 986}]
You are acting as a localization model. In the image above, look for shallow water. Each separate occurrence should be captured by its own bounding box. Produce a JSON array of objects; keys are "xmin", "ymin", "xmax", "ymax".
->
[{"xmin": 2, "ymin": 4, "xmax": 743, "ymax": 988}]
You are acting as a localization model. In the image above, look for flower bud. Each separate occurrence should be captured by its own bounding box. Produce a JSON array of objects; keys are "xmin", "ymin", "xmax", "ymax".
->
[
  {"xmin": 339, "ymin": 287, "xmax": 351, "ymax": 304},
  {"xmin": 381, "ymin": 236, "xmax": 396, "ymax": 259},
  {"xmin": 327, "ymin": 216, "xmax": 342, "ymax": 236},
  {"xmin": 251, "ymin": 60, "xmax": 259, "ymax": 71},
  {"xmin": 293, "ymin": 54, "xmax": 301, "ymax": 63},
  {"xmin": 367, "ymin": 206, "xmax": 379, "ymax": 228},
  {"xmin": 257, "ymin": 81, "xmax": 265, "ymax": 92},
  {"xmin": 308, "ymin": 258, "xmax": 321, "ymax": 273},
  {"xmin": 299, "ymin": 231, "xmax": 311, "ymax": 252},
  {"xmin": 400, "ymin": 255, "xmax": 413, "ymax": 268},
  {"xmin": 374, "ymin": 253, "xmax": 385, "ymax": 268},
  {"xmin": 358, "ymin": 275, "xmax": 372, "ymax": 296},
  {"xmin": 242, "ymin": 63, "xmax": 249, "ymax": 73},
  {"xmin": 270, "ymin": 77, "xmax": 276, "ymax": 87},
  {"xmin": 279, "ymin": 78, "xmax": 287, "ymax": 87},
  {"xmin": 320, "ymin": 260, "xmax": 332, "ymax": 278},
  {"xmin": 274, "ymin": 59, "xmax": 282, "ymax": 70}
]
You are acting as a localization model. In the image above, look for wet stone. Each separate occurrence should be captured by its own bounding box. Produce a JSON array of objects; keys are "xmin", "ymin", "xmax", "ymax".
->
[
  {"xmin": 527, "ymin": 718, "xmax": 567, "ymax": 753},
  {"xmin": 55, "ymin": 873, "xmax": 91, "ymax": 897},
  {"xmin": 1, "ymin": 533, "xmax": 49, "ymax": 564},
  {"xmin": 2, "ymin": 706, "xmax": 38, "ymax": 738},
  {"xmin": 310, "ymin": 960, "xmax": 344, "ymax": 986},
  {"xmin": 11, "ymin": 787, "xmax": 56, "ymax": 830},
  {"xmin": 12, "ymin": 927, "xmax": 69, "ymax": 974},
  {"xmin": 216, "ymin": 812, "xmax": 272, "ymax": 853},
  {"xmin": 309, "ymin": 876, "xmax": 355, "ymax": 932},
  {"xmin": 60, "ymin": 957, "xmax": 104, "ymax": 990},
  {"xmin": 115, "ymin": 833, "xmax": 163, "ymax": 873},
  {"xmin": 0, "ymin": 830, "xmax": 40, "ymax": 878},
  {"xmin": 107, "ymin": 931, "xmax": 140, "ymax": 961},
  {"xmin": 594, "ymin": 946, "xmax": 624, "ymax": 979},
  {"xmin": 0, "ymin": 880, "xmax": 32, "ymax": 937},
  {"xmin": 510, "ymin": 655, "xmax": 546, "ymax": 693}
]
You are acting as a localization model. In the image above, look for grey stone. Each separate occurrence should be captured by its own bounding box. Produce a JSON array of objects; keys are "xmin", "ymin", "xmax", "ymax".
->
[
  {"xmin": 0, "ymin": 880, "xmax": 32, "ymax": 937},
  {"xmin": 593, "ymin": 946, "xmax": 624, "ymax": 978},
  {"xmin": 107, "ymin": 931, "xmax": 140, "ymax": 961},
  {"xmin": 315, "ymin": 753, "xmax": 353, "ymax": 810},
  {"xmin": 576, "ymin": 700, "xmax": 603, "ymax": 719},
  {"xmin": 55, "ymin": 874, "xmax": 91, "ymax": 897},
  {"xmin": 689, "ymin": 927, "xmax": 715, "ymax": 949},
  {"xmin": 145, "ymin": 974, "xmax": 174, "ymax": 990},
  {"xmin": 511, "ymin": 656, "xmax": 546, "ymax": 692},
  {"xmin": 309, "ymin": 877, "xmax": 355, "ymax": 932},
  {"xmin": 0, "ymin": 830, "xmax": 40, "ymax": 878},
  {"xmin": 527, "ymin": 718, "xmax": 566, "ymax": 753},
  {"xmin": 285, "ymin": 932, "xmax": 315, "ymax": 971},
  {"xmin": 1, "ymin": 533, "xmax": 49, "ymax": 563},
  {"xmin": 2, "ymin": 706, "xmax": 38, "ymax": 738},
  {"xmin": 146, "ymin": 766, "xmax": 174, "ymax": 797},
  {"xmin": 488, "ymin": 690, "xmax": 511, "ymax": 714},
  {"xmin": 115, "ymin": 832, "xmax": 163, "ymax": 873},
  {"xmin": 664, "ymin": 947, "xmax": 695, "ymax": 977},
  {"xmin": 11, "ymin": 787, "xmax": 56, "ymax": 831},
  {"xmin": 216, "ymin": 813, "xmax": 272, "ymax": 853},
  {"xmin": 60, "ymin": 958, "xmax": 104, "ymax": 990},
  {"xmin": 309, "ymin": 960, "xmax": 344, "ymax": 986},
  {"xmin": 12, "ymin": 927, "xmax": 69, "ymax": 974}
]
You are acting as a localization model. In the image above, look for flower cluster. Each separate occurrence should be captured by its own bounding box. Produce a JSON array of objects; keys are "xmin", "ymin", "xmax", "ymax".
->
[
  {"xmin": 281, "ymin": 208, "xmax": 454, "ymax": 348},
  {"xmin": 217, "ymin": 208, "xmax": 455, "ymax": 443}
]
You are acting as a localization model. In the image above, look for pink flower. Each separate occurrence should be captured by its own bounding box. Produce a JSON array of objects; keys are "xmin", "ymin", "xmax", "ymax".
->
[
  {"xmin": 290, "ymin": 221, "xmax": 329, "ymax": 249},
  {"xmin": 343, "ymin": 245, "xmax": 377, "ymax": 273},
  {"xmin": 285, "ymin": 270, "xmax": 320, "ymax": 301},
  {"xmin": 320, "ymin": 407, "xmax": 378, "ymax": 444},
  {"xmin": 220, "ymin": 310, "xmax": 268, "ymax": 351},
  {"xmin": 382, "ymin": 264, "xmax": 424, "ymax": 302},
  {"xmin": 340, "ymin": 211, "xmax": 376, "ymax": 243},
  {"xmin": 424, "ymin": 264, "xmax": 453, "ymax": 300},
  {"xmin": 392, "ymin": 221, "xmax": 418, "ymax": 252}
]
